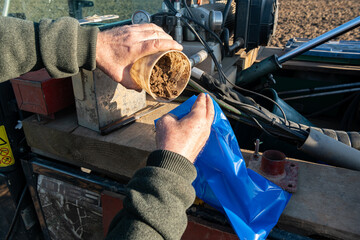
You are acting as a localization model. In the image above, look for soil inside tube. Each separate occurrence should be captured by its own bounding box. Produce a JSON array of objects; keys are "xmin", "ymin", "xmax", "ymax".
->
[{"xmin": 150, "ymin": 53, "xmax": 185, "ymax": 100}]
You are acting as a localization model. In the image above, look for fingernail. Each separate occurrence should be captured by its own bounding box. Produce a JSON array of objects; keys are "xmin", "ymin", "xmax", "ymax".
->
[
  {"xmin": 198, "ymin": 93, "xmax": 206, "ymax": 101},
  {"xmin": 177, "ymin": 43, "xmax": 183, "ymax": 49}
]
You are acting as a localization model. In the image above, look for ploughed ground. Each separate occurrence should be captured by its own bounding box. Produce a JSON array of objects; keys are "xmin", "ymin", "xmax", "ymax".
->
[{"xmin": 271, "ymin": 0, "xmax": 360, "ymax": 47}]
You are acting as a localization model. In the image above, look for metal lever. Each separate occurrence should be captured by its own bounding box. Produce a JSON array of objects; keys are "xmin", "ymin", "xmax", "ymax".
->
[
  {"xmin": 278, "ymin": 16, "xmax": 360, "ymax": 64},
  {"xmin": 236, "ymin": 16, "xmax": 360, "ymax": 87}
]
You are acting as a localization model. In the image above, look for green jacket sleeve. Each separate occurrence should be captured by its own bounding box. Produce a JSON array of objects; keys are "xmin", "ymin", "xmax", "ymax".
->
[
  {"xmin": 0, "ymin": 16, "xmax": 98, "ymax": 82},
  {"xmin": 106, "ymin": 150, "xmax": 197, "ymax": 240}
]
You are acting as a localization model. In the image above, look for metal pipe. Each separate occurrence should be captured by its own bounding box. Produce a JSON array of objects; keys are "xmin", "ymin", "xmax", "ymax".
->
[
  {"xmin": 2, "ymin": 0, "xmax": 10, "ymax": 16},
  {"xmin": 283, "ymin": 87, "xmax": 360, "ymax": 101},
  {"xmin": 278, "ymin": 82, "xmax": 360, "ymax": 96},
  {"xmin": 299, "ymin": 128, "xmax": 360, "ymax": 171},
  {"xmin": 228, "ymin": 38, "xmax": 244, "ymax": 52},
  {"xmin": 189, "ymin": 50, "xmax": 208, "ymax": 67},
  {"xmin": 278, "ymin": 16, "xmax": 360, "ymax": 64},
  {"xmin": 174, "ymin": 2, "xmax": 183, "ymax": 43}
]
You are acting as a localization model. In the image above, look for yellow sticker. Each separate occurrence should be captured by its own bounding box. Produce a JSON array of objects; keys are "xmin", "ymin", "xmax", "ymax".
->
[{"xmin": 0, "ymin": 125, "xmax": 15, "ymax": 167}]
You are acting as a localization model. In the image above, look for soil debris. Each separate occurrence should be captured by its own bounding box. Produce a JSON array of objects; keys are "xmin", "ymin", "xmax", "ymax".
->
[
  {"xmin": 271, "ymin": 0, "xmax": 360, "ymax": 47},
  {"xmin": 150, "ymin": 53, "xmax": 188, "ymax": 100}
]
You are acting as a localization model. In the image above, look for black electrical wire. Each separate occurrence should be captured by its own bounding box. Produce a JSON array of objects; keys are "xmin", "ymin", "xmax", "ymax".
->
[
  {"xmin": 164, "ymin": 0, "xmax": 225, "ymax": 55},
  {"xmin": 190, "ymin": 78, "xmax": 306, "ymax": 142},
  {"xmin": 222, "ymin": 73, "xmax": 289, "ymax": 125},
  {"xmin": 164, "ymin": 0, "xmax": 177, "ymax": 12},
  {"xmin": 186, "ymin": 19, "xmax": 306, "ymax": 141},
  {"xmin": 181, "ymin": 14, "xmax": 224, "ymax": 49},
  {"xmin": 183, "ymin": 19, "xmax": 228, "ymax": 89},
  {"xmin": 178, "ymin": 7, "xmax": 289, "ymax": 125},
  {"xmin": 5, "ymin": 185, "xmax": 28, "ymax": 240},
  {"xmin": 225, "ymin": 112, "xmax": 301, "ymax": 142},
  {"xmin": 180, "ymin": 17, "xmax": 225, "ymax": 83},
  {"xmin": 182, "ymin": 0, "xmax": 196, "ymax": 20},
  {"xmin": 250, "ymin": 116, "xmax": 278, "ymax": 138},
  {"xmin": 164, "ymin": 0, "xmax": 307, "ymax": 142},
  {"xmin": 191, "ymin": 75, "xmax": 307, "ymax": 142}
]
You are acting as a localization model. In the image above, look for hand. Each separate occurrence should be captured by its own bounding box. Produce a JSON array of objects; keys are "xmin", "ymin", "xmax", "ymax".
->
[
  {"xmin": 96, "ymin": 23, "xmax": 183, "ymax": 90},
  {"xmin": 155, "ymin": 94, "xmax": 215, "ymax": 163}
]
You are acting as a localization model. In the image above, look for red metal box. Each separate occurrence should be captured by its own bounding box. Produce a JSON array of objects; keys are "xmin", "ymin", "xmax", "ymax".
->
[{"xmin": 10, "ymin": 69, "xmax": 74, "ymax": 117}]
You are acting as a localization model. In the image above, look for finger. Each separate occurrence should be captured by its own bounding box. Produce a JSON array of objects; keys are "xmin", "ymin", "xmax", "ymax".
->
[
  {"xmin": 206, "ymin": 94, "xmax": 215, "ymax": 123},
  {"xmin": 157, "ymin": 113, "xmax": 178, "ymax": 127},
  {"xmin": 135, "ymin": 30, "xmax": 174, "ymax": 42},
  {"xmin": 130, "ymin": 23, "xmax": 166, "ymax": 33},
  {"xmin": 189, "ymin": 93, "xmax": 207, "ymax": 116},
  {"xmin": 192, "ymin": 93, "xmax": 206, "ymax": 109},
  {"xmin": 139, "ymin": 39, "xmax": 183, "ymax": 55}
]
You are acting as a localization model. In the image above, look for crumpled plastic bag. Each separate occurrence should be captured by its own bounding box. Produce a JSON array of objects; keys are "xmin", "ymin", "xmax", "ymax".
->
[{"xmin": 158, "ymin": 95, "xmax": 291, "ymax": 240}]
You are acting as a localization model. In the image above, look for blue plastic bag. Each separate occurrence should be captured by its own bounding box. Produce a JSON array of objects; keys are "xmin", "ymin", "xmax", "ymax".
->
[{"xmin": 158, "ymin": 95, "xmax": 291, "ymax": 240}]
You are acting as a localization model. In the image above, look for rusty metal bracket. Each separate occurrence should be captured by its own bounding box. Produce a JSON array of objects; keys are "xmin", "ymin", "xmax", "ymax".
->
[{"xmin": 248, "ymin": 149, "xmax": 299, "ymax": 193}]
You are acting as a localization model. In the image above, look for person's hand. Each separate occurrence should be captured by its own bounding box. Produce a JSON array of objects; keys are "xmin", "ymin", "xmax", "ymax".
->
[
  {"xmin": 155, "ymin": 93, "xmax": 215, "ymax": 163},
  {"xmin": 95, "ymin": 23, "xmax": 183, "ymax": 90}
]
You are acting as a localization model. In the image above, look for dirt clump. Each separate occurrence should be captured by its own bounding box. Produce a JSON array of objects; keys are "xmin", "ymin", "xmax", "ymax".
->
[{"xmin": 150, "ymin": 53, "xmax": 188, "ymax": 100}]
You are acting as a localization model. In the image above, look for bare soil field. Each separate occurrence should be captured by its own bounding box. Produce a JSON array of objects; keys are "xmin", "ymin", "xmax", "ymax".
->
[{"xmin": 271, "ymin": 0, "xmax": 360, "ymax": 47}]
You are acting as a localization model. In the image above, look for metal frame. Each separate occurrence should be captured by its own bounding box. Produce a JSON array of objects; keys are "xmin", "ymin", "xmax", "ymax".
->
[{"xmin": 21, "ymin": 155, "xmax": 126, "ymax": 239}]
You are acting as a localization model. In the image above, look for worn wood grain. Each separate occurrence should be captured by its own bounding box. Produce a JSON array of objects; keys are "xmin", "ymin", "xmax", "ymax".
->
[
  {"xmin": 243, "ymin": 150, "xmax": 360, "ymax": 239},
  {"xmin": 23, "ymin": 107, "xmax": 360, "ymax": 239},
  {"xmin": 23, "ymin": 101, "xmax": 179, "ymax": 179}
]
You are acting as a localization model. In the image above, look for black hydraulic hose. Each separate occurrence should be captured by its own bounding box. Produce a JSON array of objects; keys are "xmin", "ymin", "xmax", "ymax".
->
[
  {"xmin": 182, "ymin": 0, "xmax": 196, "ymax": 20},
  {"xmin": 191, "ymin": 77, "xmax": 360, "ymax": 170},
  {"xmin": 267, "ymin": 110, "xmax": 360, "ymax": 151},
  {"xmin": 299, "ymin": 128, "xmax": 360, "ymax": 171},
  {"xmin": 164, "ymin": 0, "xmax": 177, "ymax": 12},
  {"xmin": 194, "ymin": 65, "xmax": 360, "ymax": 153},
  {"xmin": 164, "ymin": 0, "xmax": 225, "ymax": 56},
  {"xmin": 181, "ymin": 14, "xmax": 225, "ymax": 53},
  {"xmin": 189, "ymin": 79, "xmax": 304, "ymax": 141},
  {"xmin": 310, "ymin": 127, "xmax": 360, "ymax": 150},
  {"xmin": 221, "ymin": 0, "xmax": 233, "ymax": 29},
  {"xmin": 221, "ymin": 27, "xmax": 230, "ymax": 54}
]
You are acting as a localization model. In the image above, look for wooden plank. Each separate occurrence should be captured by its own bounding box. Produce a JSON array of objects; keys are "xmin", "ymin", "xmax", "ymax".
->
[
  {"xmin": 23, "ymin": 107, "xmax": 360, "ymax": 239},
  {"xmin": 239, "ymin": 47, "xmax": 260, "ymax": 70},
  {"xmin": 23, "ymin": 101, "xmax": 179, "ymax": 179},
  {"xmin": 242, "ymin": 150, "xmax": 360, "ymax": 239}
]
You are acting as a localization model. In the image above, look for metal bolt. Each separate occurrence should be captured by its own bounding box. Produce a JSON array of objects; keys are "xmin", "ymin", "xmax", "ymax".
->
[{"xmin": 253, "ymin": 139, "xmax": 262, "ymax": 160}]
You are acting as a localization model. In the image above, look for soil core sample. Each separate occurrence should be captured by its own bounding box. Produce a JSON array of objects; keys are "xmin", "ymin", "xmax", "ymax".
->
[
  {"xmin": 130, "ymin": 50, "xmax": 191, "ymax": 102},
  {"xmin": 149, "ymin": 52, "xmax": 190, "ymax": 101}
]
